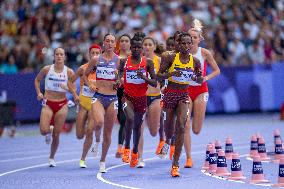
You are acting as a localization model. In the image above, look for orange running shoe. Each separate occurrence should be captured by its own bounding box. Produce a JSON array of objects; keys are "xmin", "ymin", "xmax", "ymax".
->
[
  {"xmin": 130, "ymin": 151, "xmax": 138, "ymax": 167},
  {"xmin": 169, "ymin": 145, "xmax": 175, "ymax": 160},
  {"xmin": 156, "ymin": 140, "xmax": 165, "ymax": 155},
  {"xmin": 184, "ymin": 158, "xmax": 193, "ymax": 168},
  {"xmin": 171, "ymin": 166, "xmax": 180, "ymax": 177},
  {"xmin": 122, "ymin": 148, "xmax": 130, "ymax": 163},
  {"xmin": 115, "ymin": 146, "xmax": 124, "ymax": 158}
]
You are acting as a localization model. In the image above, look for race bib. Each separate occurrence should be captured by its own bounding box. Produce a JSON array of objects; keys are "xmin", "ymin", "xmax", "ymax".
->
[
  {"xmin": 123, "ymin": 102, "xmax": 127, "ymax": 110},
  {"xmin": 171, "ymin": 69, "xmax": 194, "ymax": 84},
  {"xmin": 114, "ymin": 100, "xmax": 119, "ymax": 110},
  {"xmin": 126, "ymin": 70, "xmax": 146, "ymax": 84},
  {"xmin": 96, "ymin": 66, "xmax": 116, "ymax": 80},
  {"xmin": 81, "ymin": 85, "xmax": 95, "ymax": 97}
]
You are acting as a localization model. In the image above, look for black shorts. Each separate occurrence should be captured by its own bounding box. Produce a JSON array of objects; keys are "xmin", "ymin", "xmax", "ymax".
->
[{"xmin": 147, "ymin": 94, "xmax": 161, "ymax": 107}]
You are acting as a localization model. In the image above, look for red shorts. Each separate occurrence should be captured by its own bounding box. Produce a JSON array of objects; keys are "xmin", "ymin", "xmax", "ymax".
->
[
  {"xmin": 188, "ymin": 83, "xmax": 208, "ymax": 101},
  {"xmin": 45, "ymin": 99, "xmax": 68, "ymax": 114},
  {"xmin": 163, "ymin": 88, "xmax": 189, "ymax": 109},
  {"xmin": 124, "ymin": 93, "xmax": 147, "ymax": 113}
]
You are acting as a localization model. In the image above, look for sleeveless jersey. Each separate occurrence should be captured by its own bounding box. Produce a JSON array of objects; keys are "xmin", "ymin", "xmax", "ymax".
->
[
  {"xmin": 168, "ymin": 53, "xmax": 194, "ymax": 85},
  {"xmin": 190, "ymin": 47, "xmax": 207, "ymax": 86},
  {"xmin": 45, "ymin": 64, "xmax": 68, "ymax": 93},
  {"xmin": 124, "ymin": 56, "xmax": 148, "ymax": 97},
  {"xmin": 80, "ymin": 63, "xmax": 96, "ymax": 97},
  {"xmin": 96, "ymin": 54, "xmax": 119, "ymax": 81}
]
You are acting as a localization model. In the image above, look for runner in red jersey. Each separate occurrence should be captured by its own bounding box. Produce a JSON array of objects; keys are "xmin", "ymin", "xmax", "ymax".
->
[{"xmin": 118, "ymin": 32, "xmax": 157, "ymax": 168}]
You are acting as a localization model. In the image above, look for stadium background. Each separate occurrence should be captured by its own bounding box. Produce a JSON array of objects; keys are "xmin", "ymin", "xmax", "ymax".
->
[{"xmin": 0, "ymin": 0, "xmax": 284, "ymax": 122}]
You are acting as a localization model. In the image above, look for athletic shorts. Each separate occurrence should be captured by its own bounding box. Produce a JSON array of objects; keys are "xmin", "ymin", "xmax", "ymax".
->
[
  {"xmin": 163, "ymin": 88, "xmax": 189, "ymax": 109},
  {"xmin": 43, "ymin": 98, "xmax": 68, "ymax": 114},
  {"xmin": 124, "ymin": 93, "xmax": 147, "ymax": 114},
  {"xmin": 92, "ymin": 92, "xmax": 118, "ymax": 110},
  {"xmin": 188, "ymin": 84, "xmax": 208, "ymax": 101},
  {"xmin": 79, "ymin": 95, "xmax": 92, "ymax": 111},
  {"xmin": 147, "ymin": 94, "xmax": 161, "ymax": 107}
]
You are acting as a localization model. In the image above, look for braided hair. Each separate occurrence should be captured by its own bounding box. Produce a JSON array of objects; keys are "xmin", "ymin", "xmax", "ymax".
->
[
  {"xmin": 131, "ymin": 32, "xmax": 146, "ymax": 44},
  {"xmin": 177, "ymin": 32, "xmax": 191, "ymax": 43}
]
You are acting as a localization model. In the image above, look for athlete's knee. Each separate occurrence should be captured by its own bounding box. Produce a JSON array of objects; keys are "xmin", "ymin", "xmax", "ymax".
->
[
  {"xmin": 149, "ymin": 127, "xmax": 158, "ymax": 137},
  {"xmin": 94, "ymin": 118, "xmax": 104, "ymax": 127},
  {"xmin": 76, "ymin": 132, "xmax": 84, "ymax": 140},
  {"xmin": 192, "ymin": 127, "xmax": 201, "ymax": 135},
  {"xmin": 40, "ymin": 127, "xmax": 49, "ymax": 136}
]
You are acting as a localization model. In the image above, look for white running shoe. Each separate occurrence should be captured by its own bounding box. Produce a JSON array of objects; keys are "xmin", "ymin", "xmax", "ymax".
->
[
  {"xmin": 159, "ymin": 143, "xmax": 169, "ymax": 159},
  {"xmin": 45, "ymin": 125, "xmax": 54, "ymax": 145},
  {"xmin": 137, "ymin": 158, "xmax": 145, "ymax": 168},
  {"xmin": 91, "ymin": 142, "xmax": 100, "ymax": 157},
  {"xmin": 48, "ymin": 158, "xmax": 56, "ymax": 167},
  {"xmin": 99, "ymin": 161, "xmax": 107, "ymax": 173},
  {"xmin": 79, "ymin": 160, "xmax": 87, "ymax": 168}
]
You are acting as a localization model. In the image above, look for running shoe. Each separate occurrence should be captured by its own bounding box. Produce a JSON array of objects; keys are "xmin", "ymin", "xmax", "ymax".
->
[
  {"xmin": 115, "ymin": 146, "xmax": 124, "ymax": 158},
  {"xmin": 130, "ymin": 151, "xmax": 138, "ymax": 167},
  {"xmin": 155, "ymin": 140, "xmax": 165, "ymax": 155},
  {"xmin": 122, "ymin": 148, "xmax": 130, "ymax": 163},
  {"xmin": 91, "ymin": 142, "xmax": 100, "ymax": 157},
  {"xmin": 158, "ymin": 143, "xmax": 169, "ymax": 159},
  {"xmin": 99, "ymin": 161, "xmax": 106, "ymax": 173},
  {"xmin": 171, "ymin": 166, "xmax": 180, "ymax": 177},
  {"xmin": 184, "ymin": 158, "xmax": 193, "ymax": 168},
  {"xmin": 48, "ymin": 158, "xmax": 56, "ymax": 167},
  {"xmin": 169, "ymin": 145, "xmax": 175, "ymax": 160},
  {"xmin": 79, "ymin": 160, "xmax": 87, "ymax": 168},
  {"xmin": 45, "ymin": 125, "xmax": 54, "ymax": 145},
  {"xmin": 137, "ymin": 158, "xmax": 145, "ymax": 168}
]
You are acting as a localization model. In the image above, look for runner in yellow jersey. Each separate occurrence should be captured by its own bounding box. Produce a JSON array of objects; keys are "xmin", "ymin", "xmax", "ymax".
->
[
  {"xmin": 73, "ymin": 44, "xmax": 102, "ymax": 168},
  {"xmin": 157, "ymin": 32, "xmax": 202, "ymax": 177}
]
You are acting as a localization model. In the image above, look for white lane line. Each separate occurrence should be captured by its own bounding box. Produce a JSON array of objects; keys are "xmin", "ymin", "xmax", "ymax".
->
[
  {"xmin": 0, "ymin": 144, "xmax": 262, "ymax": 189},
  {"xmin": 200, "ymin": 153, "xmax": 273, "ymax": 187},
  {"xmin": 0, "ymin": 149, "xmax": 153, "ymax": 177},
  {"xmin": 97, "ymin": 157, "xmax": 158, "ymax": 189}
]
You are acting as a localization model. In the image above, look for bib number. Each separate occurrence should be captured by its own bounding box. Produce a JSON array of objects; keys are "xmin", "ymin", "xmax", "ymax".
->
[
  {"xmin": 126, "ymin": 70, "xmax": 146, "ymax": 84},
  {"xmin": 82, "ymin": 85, "xmax": 95, "ymax": 97},
  {"xmin": 96, "ymin": 66, "xmax": 116, "ymax": 80},
  {"xmin": 114, "ymin": 100, "xmax": 119, "ymax": 110}
]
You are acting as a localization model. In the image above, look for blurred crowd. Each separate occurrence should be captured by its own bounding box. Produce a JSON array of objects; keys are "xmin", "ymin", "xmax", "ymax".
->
[{"xmin": 0, "ymin": 0, "xmax": 284, "ymax": 74}]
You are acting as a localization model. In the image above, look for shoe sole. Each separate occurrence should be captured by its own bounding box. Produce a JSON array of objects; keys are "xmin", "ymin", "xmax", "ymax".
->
[
  {"xmin": 172, "ymin": 175, "xmax": 180, "ymax": 177},
  {"xmin": 184, "ymin": 166, "xmax": 192, "ymax": 168}
]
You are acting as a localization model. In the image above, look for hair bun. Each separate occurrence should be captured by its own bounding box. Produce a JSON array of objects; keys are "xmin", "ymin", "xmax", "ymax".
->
[{"xmin": 193, "ymin": 19, "xmax": 203, "ymax": 32}]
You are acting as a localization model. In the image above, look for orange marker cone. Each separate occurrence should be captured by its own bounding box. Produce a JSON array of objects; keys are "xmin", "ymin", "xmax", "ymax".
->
[
  {"xmin": 256, "ymin": 132, "xmax": 262, "ymax": 143},
  {"xmin": 250, "ymin": 155, "xmax": 269, "ymax": 184},
  {"xmin": 225, "ymin": 137, "xmax": 233, "ymax": 160},
  {"xmin": 202, "ymin": 144, "xmax": 212, "ymax": 170},
  {"xmin": 258, "ymin": 136, "xmax": 270, "ymax": 161},
  {"xmin": 273, "ymin": 158, "xmax": 284, "ymax": 187},
  {"xmin": 273, "ymin": 138, "xmax": 284, "ymax": 163},
  {"xmin": 208, "ymin": 148, "xmax": 217, "ymax": 173},
  {"xmin": 215, "ymin": 140, "xmax": 222, "ymax": 152},
  {"xmin": 215, "ymin": 150, "xmax": 230, "ymax": 176},
  {"xmin": 228, "ymin": 153, "xmax": 246, "ymax": 180},
  {"xmin": 250, "ymin": 135, "xmax": 258, "ymax": 158}
]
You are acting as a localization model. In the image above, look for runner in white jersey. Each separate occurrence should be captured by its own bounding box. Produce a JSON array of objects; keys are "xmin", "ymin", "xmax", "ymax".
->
[
  {"xmin": 34, "ymin": 47, "xmax": 79, "ymax": 167},
  {"xmin": 183, "ymin": 19, "xmax": 220, "ymax": 168}
]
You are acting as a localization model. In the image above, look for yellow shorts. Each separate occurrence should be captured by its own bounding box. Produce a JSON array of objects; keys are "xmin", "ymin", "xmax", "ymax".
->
[{"xmin": 79, "ymin": 95, "xmax": 92, "ymax": 111}]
